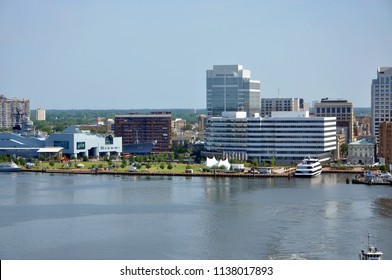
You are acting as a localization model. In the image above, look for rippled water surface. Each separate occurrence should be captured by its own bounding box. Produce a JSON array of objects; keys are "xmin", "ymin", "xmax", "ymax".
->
[{"xmin": 1, "ymin": 172, "xmax": 391, "ymax": 259}]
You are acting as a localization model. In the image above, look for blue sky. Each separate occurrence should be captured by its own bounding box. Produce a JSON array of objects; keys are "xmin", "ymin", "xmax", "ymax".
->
[{"xmin": 1, "ymin": 0, "xmax": 391, "ymax": 109}]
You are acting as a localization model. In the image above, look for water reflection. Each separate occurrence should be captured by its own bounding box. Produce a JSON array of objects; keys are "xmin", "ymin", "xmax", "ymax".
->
[
  {"xmin": 372, "ymin": 197, "xmax": 392, "ymax": 218},
  {"xmin": 1, "ymin": 173, "xmax": 392, "ymax": 259}
]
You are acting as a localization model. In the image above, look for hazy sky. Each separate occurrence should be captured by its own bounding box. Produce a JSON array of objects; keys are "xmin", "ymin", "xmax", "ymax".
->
[{"xmin": 1, "ymin": 0, "xmax": 391, "ymax": 110}]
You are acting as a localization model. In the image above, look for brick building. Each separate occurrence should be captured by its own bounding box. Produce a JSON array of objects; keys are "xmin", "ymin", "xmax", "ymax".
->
[
  {"xmin": 379, "ymin": 122, "xmax": 392, "ymax": 164},
  {"xmin": 114, "ymin": 112, "xmax": 171, "ymax": 153}
]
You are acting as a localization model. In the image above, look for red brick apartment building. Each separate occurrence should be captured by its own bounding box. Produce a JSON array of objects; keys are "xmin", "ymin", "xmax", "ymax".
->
[
  {"xmin": 114, "ymin": 112, "xmax": 171, "ymax": 153},
  {"xmin": 379, "ymin": 122, "xmax": 392, "ymax": 164}
]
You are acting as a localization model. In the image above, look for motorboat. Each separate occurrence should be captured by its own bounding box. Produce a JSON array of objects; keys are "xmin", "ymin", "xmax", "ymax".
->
[
  {"xmin": 294, "ymin": 157, "xmax": 322, "ymax": 177},
  {"xmin": 359, "ymin": 233, "xmax": 383, "ymax": 260},
  {"xmin": 0, "ymin": 162, "xmax": 21, "ymax": 172}
]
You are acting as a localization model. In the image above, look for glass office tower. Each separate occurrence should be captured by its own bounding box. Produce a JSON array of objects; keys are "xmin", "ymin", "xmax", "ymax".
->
[
  {"xmin": 371, "ymin": 67, "xmax": 392, "ymax": 141},
  {"xmin": 206, "ymin": 65, "xmax": 260, "ymax": 117}
]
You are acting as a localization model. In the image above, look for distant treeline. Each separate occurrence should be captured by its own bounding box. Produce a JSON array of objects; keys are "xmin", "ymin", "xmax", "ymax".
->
[
  {"xmin": 31, "ymin": 109, "xmax": 207, "ymax": 124},
  {"xmin": 354, "ymin": 107, "xmax": 371, "ymax": 117},
  {"xmin": 31, "ymin": 107, "xmax": 370, "ymax": 121}
]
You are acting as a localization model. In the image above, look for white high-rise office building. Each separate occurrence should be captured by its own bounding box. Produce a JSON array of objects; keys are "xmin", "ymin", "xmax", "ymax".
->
[
  {"xmin": 371, "ymin": 67, "xmax": 392, "ymax": 141},
  {"xmin": 205, "ymin": 111, "xmax": 336, "ymax": 164},
  {"xmin": 206, "ymin": 65, "xmax": 260, "ymax": 117}
]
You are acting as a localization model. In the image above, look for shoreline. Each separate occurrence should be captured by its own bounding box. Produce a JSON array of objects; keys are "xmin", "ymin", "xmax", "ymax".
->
[{"xmin": 21, "ymin": 167, "xmax": 365, "ymax": 178}]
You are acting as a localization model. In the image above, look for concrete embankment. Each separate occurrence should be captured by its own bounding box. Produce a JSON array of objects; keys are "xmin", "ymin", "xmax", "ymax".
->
[
  {"xmin": 21, "ymin": 167, "xmax": 367, "ymax": 178},
  {"xmin": 22, "ymin": 168, "xmax": 295, "ymax": 178},
  {"xmin": 322, "ymin": 169, "xmax": 364, "ymax": 174}
]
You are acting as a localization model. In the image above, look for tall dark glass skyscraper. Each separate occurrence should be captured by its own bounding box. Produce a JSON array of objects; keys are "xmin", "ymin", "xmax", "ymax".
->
[{"xmin": 206, "ymin": 65, "xmax": 260, "ymax": 117}]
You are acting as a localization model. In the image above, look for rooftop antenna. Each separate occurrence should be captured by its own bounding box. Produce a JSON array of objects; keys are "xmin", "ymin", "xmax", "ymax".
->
[{"xmin": 278, "ymin": 88, "xmax": 280, "ymax": 98}]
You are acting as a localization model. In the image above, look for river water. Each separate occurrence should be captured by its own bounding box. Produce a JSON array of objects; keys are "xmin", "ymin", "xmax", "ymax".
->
[{"xmin": 0, "ymin": 172, "xmax": 391, "ymax": 260}]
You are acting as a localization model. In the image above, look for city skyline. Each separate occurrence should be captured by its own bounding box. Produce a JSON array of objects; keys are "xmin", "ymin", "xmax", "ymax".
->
[{"xmin": 1, "ymin": 0, "xmax": 392, "ymax": 110}]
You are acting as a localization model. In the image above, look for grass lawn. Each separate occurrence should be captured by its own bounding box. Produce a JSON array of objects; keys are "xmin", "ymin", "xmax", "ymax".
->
[{"xmin": 30, "ymin": 160, "xmax": 205, "ymax": 173}]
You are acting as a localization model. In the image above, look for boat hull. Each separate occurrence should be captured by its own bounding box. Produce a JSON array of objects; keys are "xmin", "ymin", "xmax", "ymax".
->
[
  {"xmin": 0, "ymin": 167, "xmax": 21, "ymax": 172},
  {"xmin": 294, "ymin": 158, "xmax": 322, "ymax": 177},
  {"xmin": 294, "ymin": 170, "xmax": 322, "ymax": 177}
]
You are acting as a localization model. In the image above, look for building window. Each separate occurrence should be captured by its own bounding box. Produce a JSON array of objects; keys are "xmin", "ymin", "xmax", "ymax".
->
[
  {"xmin": 105, "ymin": 135, "xmax": 114, "ymax": 145},
  {"xmin": 77, "ymin": 142, "xmax": 86, "ymax": 150},
  {"xmin": 54, "ymin": 141, "xmax": 69, "ymax": 149}
]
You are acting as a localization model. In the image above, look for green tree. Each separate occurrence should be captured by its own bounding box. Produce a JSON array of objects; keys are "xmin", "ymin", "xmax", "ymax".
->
[
  {"xmin": 178, "ymin": 154, "xmax": 184, "ymax": 163},
  {"xmin": 340, "ymin": 144, "xmax": 348, "ymax": 158},
  {"xmin": 160, "ymin": 163, "xmax": 165, "ymax": 169},
  {"xmin": 18, "ymin": 158, "xmax": 26, "ymax": 166}
]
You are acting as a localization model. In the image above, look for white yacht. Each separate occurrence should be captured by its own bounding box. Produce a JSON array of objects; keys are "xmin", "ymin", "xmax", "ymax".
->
[
  {"xmin": 0, "ymin": 162, "xmax": 21, "ymax": 172},
  {"xmin": 294, "ymin": 157, "xmax": 322, "ymax": 177},
  {"xmin": 359, "ymin": 233, "xmax": 383, "ymax": 260}
]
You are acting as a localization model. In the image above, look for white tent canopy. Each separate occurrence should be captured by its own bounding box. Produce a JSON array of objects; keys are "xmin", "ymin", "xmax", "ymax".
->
[
  {"xmin": 206, "ymin": 156, "xmax": 219, "ymax": 168},
  {"xmin": 206, "ymin": 157, "xmax": 231, "ymax": 171}
]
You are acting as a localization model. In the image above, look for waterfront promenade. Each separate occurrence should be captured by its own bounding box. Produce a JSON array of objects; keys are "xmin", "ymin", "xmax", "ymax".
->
[{"xmin": 21, "ymin": 166, "xmax": 366, "ymax": 178}]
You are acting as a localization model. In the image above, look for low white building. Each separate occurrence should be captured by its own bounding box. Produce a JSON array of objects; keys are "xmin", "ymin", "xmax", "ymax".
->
[
  {"xmin": 347, "ymin": 139, "xmax": 376, "ymax": 165},
  {"xmin": 205, "ymin": 111, "xmax": 336, "ymax": 164},
  {"xmin": 46, "ymin": 126, "xmax": 122, "ymax": 159}
]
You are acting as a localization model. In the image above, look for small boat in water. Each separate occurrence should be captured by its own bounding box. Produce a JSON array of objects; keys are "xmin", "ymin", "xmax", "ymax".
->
[
  {"xmin": 0, "ymin": 162, "xmax": 21, "ymax": 172},
  {"xmin": 294, "ymin": 158, "xmax": 322, "ymax": 177},
  {"xmin": 359, "ymin": 233, "xmax": 383, "ymax": 260}
]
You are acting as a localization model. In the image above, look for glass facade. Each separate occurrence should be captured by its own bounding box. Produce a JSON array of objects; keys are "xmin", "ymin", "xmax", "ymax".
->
[
  {"xmin": 207, "ymin": 65, "xmax": 260, "ymax": 117},
  {"xmin": 371, "ymin": 67, "xmax": 392, "ymax": 140},
  {"xmin": 54, "ymin": 141, "xmax": 69, "ymax": 149}
]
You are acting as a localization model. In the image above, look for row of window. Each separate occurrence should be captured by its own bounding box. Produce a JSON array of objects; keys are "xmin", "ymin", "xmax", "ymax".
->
[
  {"xmin": 207, "ymin": 130, "xmax": 333, "ymax": 134},
  {"xmin": 208, "ymin": 124, "xmax": 336, "ymax": 129},
  {"xmin": 316, "ymin": 107, "xmax": 351, "ymax": 114},
  {"xmin": 206, "ymin": 134, "xmax": 332, "ymax": 139},
  {"xmin": 373, "ymin": 89, "xmax": 391, "ymax": 93},
  {"xmin": 376, "ymin": 76, "xmax": 391, "ymax": 84}
]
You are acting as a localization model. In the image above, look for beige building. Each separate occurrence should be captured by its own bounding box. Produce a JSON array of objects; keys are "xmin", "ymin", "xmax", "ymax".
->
[
  {"xmin": 198, "ymin": 114, "xmax": 207, "ymax": 131},
  {"xmin": 0, "ymin": 95, "xmax": 30, "ymax": 129},
  {"xmin": 172, "ymin": 118, "xmax": 186, "ymax": 131},
  {"xmin": 315, "ymin": 98, "xmax": 354, "ymax": 143},
  {"xmin": 260, "ymin": 98, "xmax": 304, "ymax": 117},
  {"xmin": 35, "ymin": 108, "xmax": 46, "ymax": 121}
]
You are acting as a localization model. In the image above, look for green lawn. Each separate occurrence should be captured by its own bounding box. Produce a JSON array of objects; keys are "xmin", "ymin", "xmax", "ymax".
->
[{"xmin": 30, "ymin": 160, "xmax": 205, "ymax": 173}]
